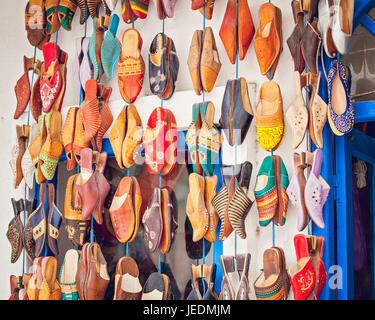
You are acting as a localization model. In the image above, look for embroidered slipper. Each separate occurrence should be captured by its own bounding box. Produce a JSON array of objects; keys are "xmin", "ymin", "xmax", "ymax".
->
[
  {"xmin": 53, "ymin": 47, "xmax": 68, "ymax": 113},
  {"xmin": 200, "ymin": 27, "xmax": 221, "ymax": 93},
  {"xmin": 59, "ymin": 249, "xmax": 80, "ymax": 300},
  {"xmin": 82, "ymin": 79, "xmax": 102, "ymax": 145},
  {"xmin": 286, "ymin": 71, "xmax": 309, "ymax": 149},
  {"xmin": 7, "ymin": 199, "xmax": 24, "ymax": 264},
  {"xmin": 130, "ymin": 0, "xmax": 150, "ymax": 19},
  {"xmin": 286, "ymin": 152, "xmax": 308, "ymax": 232},
  {"xmin": 187, "ymin": 30, "xmax": 203, "ymax": 96},
  {"xmin": 186, "ymin": 103, "xmax": 203, "ymax": 174},
  {"xmin": 92, "ymin": 151, "xmax": 110, "ymax": 225},
  {"xmin": 272, "ymin": 155, "xmax": 289, "ymax": 226},
  {"xmin": 254, "ymin": 156, "xmax": 277, "ymax": 227},
  {"xmin": 64, "ymin": 174, "xmax": 90, "ymax": 247},
  {"xmin": 142, "ymin": 187, "xmax": 163, "ymax": 252},
  {"xmin": 141, "ymin": 272, "xmax": 167, "ymax": 300},
  {"xmin": 109, "ymin": 106, "xmax": 126, "ymax": 169},
  {"xmin": 160, "ymin": 109, "xmax": 178, "ymax": 175},
  {"xmin": 62, "ymin": 107, "xmax": 79, "ymax": 171},
  {"xmin": 79, "ymin": 37, "xmax": 94, "ymax": 92},
  {"xmin": 46, "ymin": 183, "xmax": 63, "ymax": 256},
  {"xmin": 149, "ymin": 33, "xmax": 168, "ymax": 96},
  {"xmin": 29, "ymin": 184, "xmax": 48, "ymax": 258},
  {"xmin": 109, "ymin": 176, "xmax": 135, "ymax": 242},
  {"xmin": 143, "ymin": 107, "xmax": 168, "ymax": 175},
  {"xmin": 307, "ymin": 235, "xmax": 327, "ymax": 299},
  {"xmin": 197, "ymin": 101, "xmax": 221, "ymax": 176},
  {"xmin": 58, "ymin": 0, "xmax": 78, "ymax": 31},
  {"xmin": 95, "ymin": 86, "xmax": 113, "ymax": 152},
  {"xmin": 304, "ymin": 149, "xmax": 330, "ymax": 229},
  {"xmin": 118, "ymin": 28, "xmax": 145, "ymax": 103},
  {"xmin": 114, "ymin": 257, "xmax": 142, "ymax": 300},
  {"xmin": 76, "ymin": 148, "xmax": 100, "ymax": 221},
  {"xmin": 39, "ymin": 110, "xmax": 63, "ymax": 181},
  {"xmin": 101, "ymin": 14, "xmax": 121, "ymax": 80},
  {"xmin": 40, "ymin": 42, "xmax": 62, "ymax": 114},
  {"xmin": 128, "ymin": 176, "xmax": 142, "ymax": 242},
  {"xmin": 28, "ymin": 115, "xmax": 47, "ymax": 185},
  {"xmin": 30, "ymin": 59, "xmax": 44, "ymax": 122},
  {"xmin": 45, "ymin": 0, "xmax": 60, "ymax": 35},
  {"xmin": 25, "ymin": 0, "xmax": 48, "ymax": 47},
  {"xmin": 228, "ymin": 161, "xmax": 253, "ymax": 239},
  {"xmin": 23, "ymin": 199, "xmax": 37, "ymax": 263},
  {"xmin": 13, "ymin": 56, "xmax": 35, "ymax": 120},
  {"xmin": 256, "ymin": 80, "xmax": 285, "ymax": 152},
  {"xmin": 122, "ymin": 104, "xmax": 143, "ymax": 168},
  {"xmin": 186, "ymin": 173, "xmax": 208, "ymax": 242},
  {"xmin": 204, "ymin": 175, "xmax": 218, "ymax": 243},
  {"xmin": 308, "ymin": 72, "xmax": 328, "ymax": 149},
  {"xmin": 89, "ymin": 16, "xmax": 106, "ymax": 80}
]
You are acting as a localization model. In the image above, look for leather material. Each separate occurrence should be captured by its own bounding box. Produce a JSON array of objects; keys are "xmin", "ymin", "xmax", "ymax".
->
[
  {"xmin": 23, "ymin": 199, "xmax": 37, "ymax": 262},
  {"xmin": 149, "ymin": 33, "xmax": 168, "ymax": 96},
  {"xmin": 46, "ymin": 184, "xmax": 63, "ymax": 256},
  {"xmin": 114, "ymin": 257, "xmax": 142, "ymax": 300},
  {"xmin": 301, "ymin": 20, "xmax": 321, "ymax": 75},
  {"xmin": 187, "ymin": 264, "xmax": 217, "ymax": 300},
  {"xmin": 7, "ymin": 199, "xmax": 25, "ymax": 264}
]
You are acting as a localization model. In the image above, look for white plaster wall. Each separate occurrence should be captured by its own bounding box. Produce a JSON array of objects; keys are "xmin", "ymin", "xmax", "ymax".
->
[{"xmin": 0, "ymin": 0, "xmax": 308, "ymax": 299}]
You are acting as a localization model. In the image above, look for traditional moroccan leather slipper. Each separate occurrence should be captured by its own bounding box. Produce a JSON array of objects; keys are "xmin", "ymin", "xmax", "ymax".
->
[
  {"xmin": 256, "ymin": 80, "xmax": 284, "ymax": 152},
  {"xmin": 195, "ymin": 0, "xmax": 216, "ymax": 20},
  {"xmin": 142, "ymin": 187, "xmax": 163, "ymax": 252},
  {"xmin": 161, "ymin": 0, "xmax": 176, "ymax": 18},
  {"xmin": 10, "ymin": 125, "xmax": 30, "ymax": 189},
  {"xmin": 82, "ymin": 79, "xmax": 102, "ymax": 145},
  {"xmin": 39, "ymin": 110, "xmax": 63, "ymax": 181},
  {"xmin": 128, "ymin": 176, "xmax": 142, "ymax": 242},
  {"xmin": 118, "ymin": 28, "xmax": 145, "ymax": 103},
  {"xmin": 45, "ymin": 0, "xmax": 60, "ymax": 35},
  {"xmin": 142, "ymin": 272, "xmax": 168, "ymax": 300},
  {"xmin": 79, "ymin": 37, "xmax": 94, "ymax": 92},
  {"xmin": 122, "ymin": 104, "xmax": 143, "ymax": 168},
  {"xmin": 73, "ymin": 108, "xmax": 91, "ymax": 165},
  {"xmin": 286, "ymin": 71, "xmax": 309, "ymax": 149},
  {"xmin": 308, "ymin": 72, "xmax": 328, "ymax": 149},
  {"xmin": 62, "ymin": 106, "xmax": 79, "ymax": 171},
  {"xmin": 101, "ymin": 14, "xmax": 121, "ymax": 80},
  {"xmin": 187, "ymin": 264, "xmax": 217, "ymax": 300},
  {"xmin": 7, "ymin": 199, "xmax": 24, "ymax": 264},
  {"xmin": 219, "ymin": 0, "xmax": 237, "ymax": 64},
  {"xmin": 30, "ymin": 59, "xmax": 44, "ymax": 122},
  {"xmin": 188, "ymin": 30, "xmax": 203, "ymax": 96},
  {"xmin": 58, "ymin": 0, "xmax": 78, "ymax": 31},
  {"xmin": 109, "ymin": 106, "xmax": 126, "ymax": 169},
  {"xmin": 45, "ymin": 183, "xmax": 63, "ymax": 256},
  {"xmin": 200, "ymin": 27, "xmax": 221, "ymax": 93},
  {"xmin": 254, "ymin": 156, "xmax": 277, "ymax": 227},
  {"xmin": 92, "ymin": 152, "xmax": 110, "ymax": 225},
  {"xmin": 228, "ymin": 161, "xmax": 253, "ymax": 239},
  {"xmin": 160, "ymin": 109, "xmax": 178, "ymax": 175},
  {"xmin": 109, "ymin": 176, "xmax": 135, "ymax": 242},
  {"xmin": 253, "ymin": 2, "xmax": 283, "ymax": 79},
  {"xmin": 204, "ymin": 175, "xmax": 218, "ymax": 243},
  {"xmin": 114, "ymin": 257, "xmax": 142, "ymax": 300},
  {"xmin": 197, "ymin": 101, "xmax": 221, "ymax": 176},
  {"xmin": 13, "ymin": 56, "xmax": 35, "ymax": 120},
  {"xmin": 143, "ymin": 107, "xmax": 168, "ymax": 175},
  {"xmin": 219, "ymin": 255, "xmax": 235, "ymax": 300},
  {"xmin": 94, "ymin": 86, "xmax": 113, "ymax": 152},
  {"xmin": 59, "ymin": 249, "xmax": 80, "ymax": 300},
  {"xmin": 186, "ymin": 173, "xmax": 209, "ymax": 242},
  {"xmin": 130, "ymin": 0, "xmax": 150, "ymax": 19},
  {"xmin": 272, "ymin": 155, "xmax": 289, "ymax": 226},
  {"xmin": 304, "ymin": 149, "xmax": 330, "ymax": 229},
  {"xmin": 153, "ymin": 0, "xmax": 165, "ymax": 20},
  {"xmin": 286, "ymin": 152, "xmax": 308, "ymax": 232},
  {"xmin": 40, "ymin": 42, "xmax": 62, "ymax": 114},
  {"xmin": 301, "ymin": 19, "xmax": 321, "ymax": 75},
  {"xmin": 219, "ymin": 78, "xmax": 254, "ymax": 147},
  {"xmin": 27, "ymin": 257, "xmax": 43, "ymax": 300},
  {"xmin": 64, "ymin": 174, "xmax": 90, "ymax": 247},
  {"xmin": 89, "ymin": 16, "xmax": 106, "ymax": 80},
  {"xmin": 76, "ymin": 148, "xmax": 100, "ymax": 222},
  {"xmin": 149, "ymin": 33, "xmax": 168, "ymax": 96},
  {"xmin": 238, "ymin": 0, "xmax": 255, "ymax": 61},
  {"xmin": 23, "ymin": 199, "xmax": 37, "ymax": 262},
  {"xmin": 186, "ymin": 103, "xmax": 204, "ymax": 174},
  {"xmin": 254, "ymin": 247, "xmax": 289, "ymax": 300},
  {"xmin": 28, "ymin": 115, "xmax": 47, "ymax": 185},
  {"xmin": 29, "ymin": 184, "xmax": 48, "ymax": 258},
  {"xmin": 327, "ymin": 59, "xmax": 354, "ymax": 136},
  {"xmin": 39, "ymin": 256, "xmax": 62, "ymax": 300},
  {"xmin": 307, "ymin": 235, "xmax": 327, "ymax": 299},
  {"xmin": 121, "ymin": 0, "xmax": 139, "ymax": 24},
  {"xmin": 25, "ymin": 0, "xmax": 48, "ymax": 47},
  {"xmin": 87, "ymin": 0, "xmax": 102, "ymax": 19},
  {"xmin": 160, "ymin": 188, "xmax": 178, "ymax": 253}
]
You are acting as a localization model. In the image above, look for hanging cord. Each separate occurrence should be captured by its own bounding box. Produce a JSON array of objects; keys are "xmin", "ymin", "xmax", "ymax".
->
[{"xmin": 270, "ymin": 148, "xmax": 275, "ymax": 247}]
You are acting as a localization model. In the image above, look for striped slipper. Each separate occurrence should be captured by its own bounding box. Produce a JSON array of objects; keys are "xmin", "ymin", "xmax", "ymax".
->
[
  {"xmin": 121, "ymin": 0, "xmax": 139, "ymax": 24},
  {"xmin": 273, "ymin": 155, "xmax": 289, "ymax": 226},
  {"xmin": 87, "ymin": 0, "xmax": 101, "ymax": 19},
  {"xmin": 130, "ymin": 0, "xmax": 150, "ymax": 19},
  {"xmin": 88, "ymin": 16, "xmax": 106, "ymax": 80},
  {"xmin": 101, "ymin": 14, "xmax": 121, "ymax": 80},
  {"xmin": 228, "ymin": 161, "xmax": 253, "ymax": 239},
  {"xmin": 254, "ymin": 156, "xmax": 277, "ymax": 227},
  {"xmin": 77, "ymin": 0, "xmax": 88, "ymax": 24}
]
